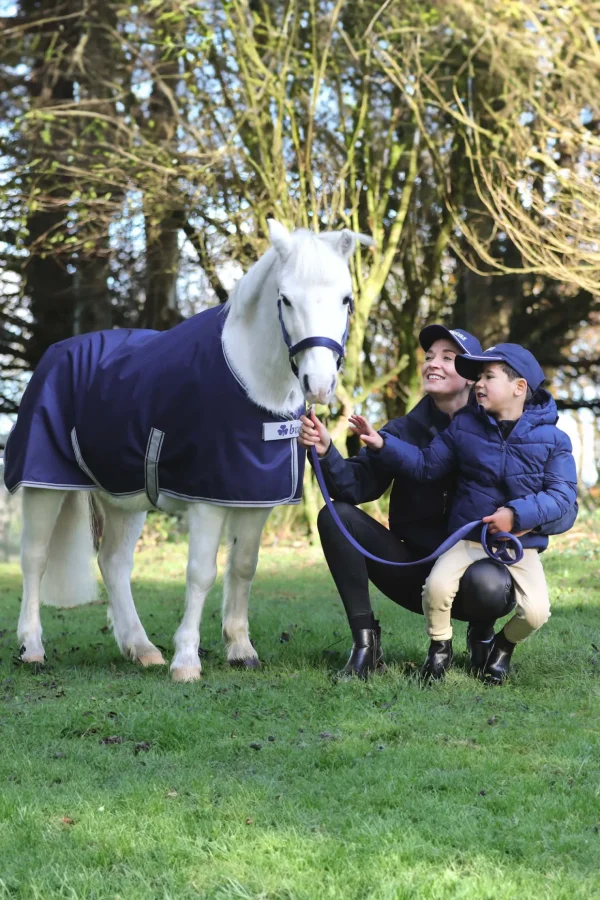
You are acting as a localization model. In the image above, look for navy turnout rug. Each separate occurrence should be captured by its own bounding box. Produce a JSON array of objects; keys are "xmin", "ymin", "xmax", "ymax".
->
[{"xmin": 4, "ymin": 305, "xmax": 305, "ymax": 508}]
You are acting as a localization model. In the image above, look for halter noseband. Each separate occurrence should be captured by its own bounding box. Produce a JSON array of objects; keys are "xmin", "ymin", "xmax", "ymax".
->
[{"xmin": 277, "ymin": 294, "xmax": 353, "ymax": 378}]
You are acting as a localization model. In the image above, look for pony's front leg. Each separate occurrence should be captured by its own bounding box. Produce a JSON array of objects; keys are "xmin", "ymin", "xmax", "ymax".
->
[
  {"xmin": 222, "ymin": 507, "xmax": 271, "ymax": 668},
  {"xmin": 171, "ymin": 503, "xmax": 229, "ymax": 682},
  {"xmin": 18, "ymin": 488, "xmax": 66, "ymax": 663},
  {"xmin": 97, "ymin": 505, "xmax": 165, "ymax": 666}
]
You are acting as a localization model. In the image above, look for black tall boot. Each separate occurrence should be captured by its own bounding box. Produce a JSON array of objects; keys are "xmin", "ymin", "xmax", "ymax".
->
[
  {"xmin": 482, "ymin": 629, "xmax": 515, "ymax": 685},
  {"xmin": 466, "ymin": 623, "xmax": 495, "ymax": 675},
  {"xmin": 421, "ymin": 639, "xmax": 453, "ymax": 681},
  {"xmin": 339, "ymin": 619, "xmax": 384, "ymax": 679}
]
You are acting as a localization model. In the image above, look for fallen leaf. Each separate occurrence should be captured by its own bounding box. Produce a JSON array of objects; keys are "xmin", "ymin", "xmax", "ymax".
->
[
  {"xmin": 61, "ymin": 817, "xmax": 75, "ymax": 826},
  {"xmin": 134, "ymin": 741, "xmax": 152, "ymax": 754},
  {"xmin": 166, "ymin": 790, "xmax": 178, "ymax": 798},
  {"xmin": 100, "ymin": 735, "xmax": 123, "ymax": 745},
  {"xmin": 249, "ymin": 742, "xmax": 262, "ymax": 751},
  {"xmin": 280, "ymin": 632, "xmax": 291, "ymax": 643}
]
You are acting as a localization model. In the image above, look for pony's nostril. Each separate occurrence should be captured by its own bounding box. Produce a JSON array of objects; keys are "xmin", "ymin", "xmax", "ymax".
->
[{"xmin": 303, "ymin": 374, "xmax": 310, "ymax": 393}]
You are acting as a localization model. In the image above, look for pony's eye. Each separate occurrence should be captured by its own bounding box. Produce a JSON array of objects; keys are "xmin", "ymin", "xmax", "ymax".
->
[
  {"xmin": 343, "ymin": 295, "xmax": 353, "ymax": 306},
  {"xmin": 280, "ymin": 294, "xmax": 292, "ymax": 308}
]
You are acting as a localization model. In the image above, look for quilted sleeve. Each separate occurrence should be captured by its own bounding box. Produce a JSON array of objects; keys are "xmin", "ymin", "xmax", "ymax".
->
[
  {"xmin": 368, "ymin": 421, "xmax": 458, "ymax": 481},
  {"xmin": 507, "ymin": 430, "xmax": 578, "ymax": 532},
  {"xmin": 534, "ymin": 502, "xmax": 579, "ymax": 536}
]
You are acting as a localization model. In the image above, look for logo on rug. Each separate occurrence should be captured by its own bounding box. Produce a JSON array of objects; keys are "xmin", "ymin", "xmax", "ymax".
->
[{"xmin": 263, "ymin": 419, "xmax": 303, "ymax": 442}]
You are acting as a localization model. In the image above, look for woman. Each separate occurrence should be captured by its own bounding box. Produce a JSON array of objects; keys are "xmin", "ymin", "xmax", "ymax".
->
[{"xmin": 299, "ymin": 324, "xmax": 576, "ymax": 678}]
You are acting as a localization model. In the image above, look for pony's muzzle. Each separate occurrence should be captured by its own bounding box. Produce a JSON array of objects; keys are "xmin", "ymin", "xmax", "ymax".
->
[
  {"xmin": 297, "ymin": 346, "xmax": 340, "ymax": 405},
  {"xmin": 301, "ymin": 372, "xmax": 337, "ymax": 405}
]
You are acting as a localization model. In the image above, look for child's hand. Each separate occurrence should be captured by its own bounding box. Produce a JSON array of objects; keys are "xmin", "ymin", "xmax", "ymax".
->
[
  {"xmin": 348, "ymin": 414, "xmax": 384, "ymax": 451},
  {"xmin": 482, "ymin": 507, "xmax": 515, "ymax": 535}
]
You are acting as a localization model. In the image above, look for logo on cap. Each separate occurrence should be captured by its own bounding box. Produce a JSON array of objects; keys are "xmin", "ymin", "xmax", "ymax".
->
[{"xmin": 451, "ymin": 330, "xmax": 468, "ymax": 342}]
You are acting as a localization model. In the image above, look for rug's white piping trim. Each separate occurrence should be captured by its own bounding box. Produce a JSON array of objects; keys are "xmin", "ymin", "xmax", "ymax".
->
[{"xmin": 71, "ymin": 428, "xmax": 143, "ymax": 497}]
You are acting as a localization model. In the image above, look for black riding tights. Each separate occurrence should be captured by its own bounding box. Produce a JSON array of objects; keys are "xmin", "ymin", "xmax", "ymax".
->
[{"xmin": 317, "ymin": 502, "xmax": 516, "ymax": 635}]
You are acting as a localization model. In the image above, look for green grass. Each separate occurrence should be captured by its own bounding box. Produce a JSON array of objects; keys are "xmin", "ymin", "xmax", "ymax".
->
[{"xmin": 0, "ymin": 541, "xmax": 599, "ymax": 900}]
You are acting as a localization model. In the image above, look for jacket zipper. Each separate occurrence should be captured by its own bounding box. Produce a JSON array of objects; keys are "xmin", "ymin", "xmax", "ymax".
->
[{"xmin": 442, "ymin": 490, "xmax": 448, "ymax": 515}]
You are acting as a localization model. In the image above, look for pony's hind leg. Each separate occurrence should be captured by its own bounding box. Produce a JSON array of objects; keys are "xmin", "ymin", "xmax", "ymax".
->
[
  {"xmin": 97, "ymin": 504, "xmax": 165, "ymax": 666},
  {"xmin": 222, "ymin": 507, "xmax": 271, "ymax": 668},
  {"xmin": 171, "ymin": 503, "xmax": 228, "ymax": 683},
  {"xmin": 18, "ymin": 488, "xmax": 66, "ymax": 663}
]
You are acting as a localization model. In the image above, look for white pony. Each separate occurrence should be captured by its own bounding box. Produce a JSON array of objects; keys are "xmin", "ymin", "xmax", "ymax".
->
[{"xmin": 10, "ymin": 220, "xmax": 373, "ymax": 681}]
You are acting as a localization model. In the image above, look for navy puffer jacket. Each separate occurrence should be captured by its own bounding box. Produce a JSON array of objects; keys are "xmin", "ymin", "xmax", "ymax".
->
[
  {"xmin": 372, "ymin": 390, "xmax": 577, "ymax": 551},
  {"xmin": 315, "ymin": 395, "xmax": 455, "ymax": 555}
]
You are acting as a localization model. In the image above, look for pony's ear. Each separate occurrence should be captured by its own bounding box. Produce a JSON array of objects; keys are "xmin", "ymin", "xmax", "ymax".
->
[
  {"xmin": 320, "ymin": 229, "xmax": 375, "ymax": 261},
  {"xmin": 267, "ymin": 219, "xmax": 292, "ymax": 261}
]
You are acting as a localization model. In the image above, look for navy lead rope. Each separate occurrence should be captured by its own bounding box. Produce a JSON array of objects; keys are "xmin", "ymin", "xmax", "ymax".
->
[{"xmin": 309, "ymin": 444, "xmax": 524, "ymax": 568}]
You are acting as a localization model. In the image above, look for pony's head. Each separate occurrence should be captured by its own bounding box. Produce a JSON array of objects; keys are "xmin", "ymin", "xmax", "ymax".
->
[{"xmin": 268, "ymin": 219, "xmax": 374, "ymax": 405}]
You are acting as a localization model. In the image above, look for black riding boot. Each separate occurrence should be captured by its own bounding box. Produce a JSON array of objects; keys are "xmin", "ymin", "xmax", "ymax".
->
[
  {"xmin": 466, "ymin": 623, "xmax": 496, "ymax": 675},
  {"xmin": 482, "ymin": 629, "xmax": 515, "ymax": 684},
  {"xmin": 421, "ymin": 639, "xmax": 453, "ymax": 681},
  {"xmin": 339, "ymin": 619, "xmax": 384, "ymax": 679}
]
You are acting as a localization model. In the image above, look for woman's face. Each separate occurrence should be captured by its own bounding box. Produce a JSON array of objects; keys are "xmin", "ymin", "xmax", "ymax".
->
[{"xmin": 422, "ymin": 338, "xmax": 472, "ymax": 398}]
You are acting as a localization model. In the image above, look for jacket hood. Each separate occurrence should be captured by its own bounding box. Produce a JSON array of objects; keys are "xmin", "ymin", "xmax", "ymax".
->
[{"xmin": 521, "ymin": 389, "xmax": 559, "ymax": 426}]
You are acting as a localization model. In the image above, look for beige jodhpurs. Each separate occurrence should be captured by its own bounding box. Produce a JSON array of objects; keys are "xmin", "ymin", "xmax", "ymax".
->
[{"xmin": 422, "ymin": 540, "xmax": 550, "ymax": 643}]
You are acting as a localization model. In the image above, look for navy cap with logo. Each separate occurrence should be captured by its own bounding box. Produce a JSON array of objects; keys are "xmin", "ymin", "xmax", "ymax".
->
[
  {"xmin": 454, "ymin": 343, "xmax": 546, "ymax": 391},
  {"xmin": 419, "ymin": 324, "xmax": 483, "ymax": 358}
]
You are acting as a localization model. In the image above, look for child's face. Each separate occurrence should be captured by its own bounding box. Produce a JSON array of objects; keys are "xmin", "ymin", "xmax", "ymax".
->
[{"xmin": 475, "ymin": 363, "xmax": 526, "ymax": 414}]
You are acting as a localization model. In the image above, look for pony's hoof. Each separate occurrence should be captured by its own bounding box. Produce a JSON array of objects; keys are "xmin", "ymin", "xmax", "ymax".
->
[
  {"xmin": 171, "ymin": 665, "xmax": 201, "ymax": 683},
  {"xmin": 20, "ymin": 650, "xmax": 46, "ymax": 664},
  {"xmin": 229, "ymin": 657, "xmax": 261, "ymax": 670},
  {"xmin": 137, "ymin": 650, "xmax": 166, "ymax": 667}
]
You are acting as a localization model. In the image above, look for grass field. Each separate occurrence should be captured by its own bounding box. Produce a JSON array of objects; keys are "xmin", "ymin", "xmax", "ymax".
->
[{"xmin": 0, "ymin": 536, "xmax": 599, "ymax": 900}]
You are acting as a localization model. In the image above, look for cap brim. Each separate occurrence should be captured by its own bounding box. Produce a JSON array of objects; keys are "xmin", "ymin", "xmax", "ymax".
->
[
  {"xmin": 419, "ymin": 325, "xmax": 469, "ymax": 353},
  {"xmin": 454, "ymin": 354, "xmax": 504, "ymax": 381}
]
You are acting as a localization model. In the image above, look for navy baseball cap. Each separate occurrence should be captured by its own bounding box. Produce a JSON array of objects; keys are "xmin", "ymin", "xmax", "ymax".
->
[
  {"xmin": 455, "ymin": 343, "xmax": 546, "ymax": 391},
  {"xmin": 419, "ymin": 324, "xmax": 482, "ymax": 357}
]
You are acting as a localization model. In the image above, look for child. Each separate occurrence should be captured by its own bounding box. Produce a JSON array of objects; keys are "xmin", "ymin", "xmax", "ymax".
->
[{"xmin": 350, "ymin": 343, "xmax": 578, "ymax": 683}]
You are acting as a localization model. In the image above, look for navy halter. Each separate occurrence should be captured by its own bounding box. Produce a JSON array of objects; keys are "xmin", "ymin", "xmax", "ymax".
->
[{"xmin": 277, "ymin": 294, "xmax": 353, "ymax": 377}]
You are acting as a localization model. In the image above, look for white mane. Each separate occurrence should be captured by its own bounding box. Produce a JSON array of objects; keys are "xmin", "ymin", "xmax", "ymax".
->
[
  {"xmin": 227, "ymin": 230, "xmax": 345, "ymax": 313},
  {"xmin": 227, "ymin": 247, "xmax": 278, "ymax": 312},
  {"xmin": 223, "ymin": 223, "xmax": 371, "ymax": 416}
]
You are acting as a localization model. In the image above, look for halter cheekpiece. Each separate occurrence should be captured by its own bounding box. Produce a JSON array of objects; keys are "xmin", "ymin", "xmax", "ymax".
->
[{"xmin": 277, "ymin": 293, "xmax": 353, "ymax": 377}]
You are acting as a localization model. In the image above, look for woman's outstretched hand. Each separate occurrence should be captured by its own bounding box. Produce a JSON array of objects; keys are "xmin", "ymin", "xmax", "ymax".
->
[
  {"xmin": 348, "ymin": 414, "xmax": 384, "ymax": 451},
  {"xmin": 298, "ymin": 409, "xmax": 331, "ymax": 457}
]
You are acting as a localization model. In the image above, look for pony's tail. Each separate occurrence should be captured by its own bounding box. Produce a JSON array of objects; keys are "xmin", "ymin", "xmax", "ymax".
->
[{"xmin": 40, "ymin": 492, "xmax": 99, "ymax": 608}]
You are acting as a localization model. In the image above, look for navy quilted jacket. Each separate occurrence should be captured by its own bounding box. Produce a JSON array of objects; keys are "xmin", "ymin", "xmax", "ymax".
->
[
  {"xmin": 372, "ymin": 390, "xmax": 578, "ymax": 551},
  {"xmin": 314, "ymin": 396, "xmax": 456, "ymax": 555}
]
